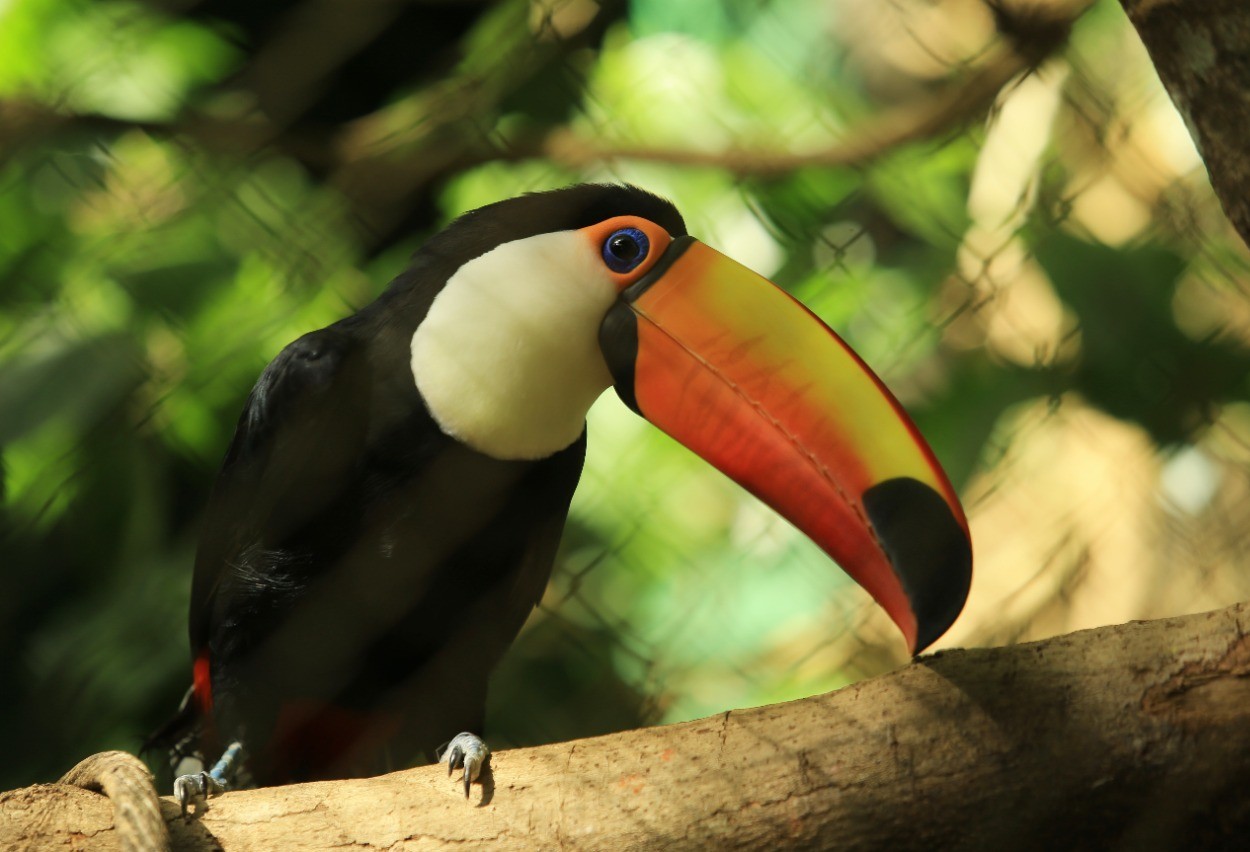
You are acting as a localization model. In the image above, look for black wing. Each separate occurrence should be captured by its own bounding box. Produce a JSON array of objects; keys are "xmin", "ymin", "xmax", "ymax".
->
[{"xmin": 189, "ymin": 325, "xmax": 371, "ymax": 655}]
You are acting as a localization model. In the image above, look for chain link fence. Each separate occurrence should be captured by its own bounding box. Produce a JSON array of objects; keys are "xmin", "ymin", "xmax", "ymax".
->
[{"xmin": 2, "ymin": 0, "xmax": 1249, "ymax": 789}]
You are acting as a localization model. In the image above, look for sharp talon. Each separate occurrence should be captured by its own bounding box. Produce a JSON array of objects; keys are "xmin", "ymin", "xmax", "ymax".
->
[
  {"xmin": 440, "ymin": 732, "xmax": 488, "ymax": 799},
  {"xmin": 174, "ymin": 772, "xmax": 210, "ymax": 822},
  {"xmin": 441, "ymin": 738, "xmax": 466, "ymax": 774},
  {"xmin": 173, "ymin": 746, "xmax": 238, "ymax": 822},
  {"xmin": 174, "ymin": 777, "xmax": 191, "ymax": 821}
]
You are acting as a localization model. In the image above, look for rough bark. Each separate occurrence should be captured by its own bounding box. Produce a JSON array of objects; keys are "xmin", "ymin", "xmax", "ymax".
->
[
  {"xmin": 1118, "ymin": 0, "xmax": 1250, "ymax": 250},
  {"xmin": 3, "ymin": 601, "xmax": 1249, "ymax": 851}
]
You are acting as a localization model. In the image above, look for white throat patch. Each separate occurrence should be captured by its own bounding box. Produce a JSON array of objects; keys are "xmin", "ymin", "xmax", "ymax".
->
[{"xmin": 410, "ymin": 230, "xmax": 618, "ymax": 460}]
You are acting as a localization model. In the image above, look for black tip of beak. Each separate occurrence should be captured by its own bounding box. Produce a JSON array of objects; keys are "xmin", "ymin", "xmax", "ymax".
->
[{"xmin": 862, "ymin": 477, "xmax": 973, "ymax": 655}]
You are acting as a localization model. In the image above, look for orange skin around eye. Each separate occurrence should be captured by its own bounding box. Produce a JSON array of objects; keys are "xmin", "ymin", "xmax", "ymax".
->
[{"xmin": 578, "ymin": 216, "xmax": 673, "ymax": 289}]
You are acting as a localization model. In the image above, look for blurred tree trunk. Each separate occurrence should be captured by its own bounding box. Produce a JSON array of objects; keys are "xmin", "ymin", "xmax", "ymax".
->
[
  {"xmin": 3, "ymin": 601, "xmax": 1249, "ymax": 850},
  {"xmin": 1118, "ymin": 0, "xmax": 1250, "ymax": 250}
]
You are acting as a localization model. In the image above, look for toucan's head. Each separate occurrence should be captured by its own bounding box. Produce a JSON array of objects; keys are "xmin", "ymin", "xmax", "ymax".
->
[{"xmin": 409, "ymin": 184, "xmax": 971, "ymax": 654}]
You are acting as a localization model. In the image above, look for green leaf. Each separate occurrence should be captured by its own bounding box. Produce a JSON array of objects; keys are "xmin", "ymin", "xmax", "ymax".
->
[{"xmin": 1034, "ymin": 234, "xmax": 1250, "ymax": 444}]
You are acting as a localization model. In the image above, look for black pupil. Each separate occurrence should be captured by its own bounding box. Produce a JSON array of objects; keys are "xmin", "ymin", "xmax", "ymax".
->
[{"xmin": 609, "ymin": 234, "xmax": 640, "ymax": 261}]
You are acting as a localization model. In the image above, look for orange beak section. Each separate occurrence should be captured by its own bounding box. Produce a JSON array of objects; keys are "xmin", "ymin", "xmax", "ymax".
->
[{"xmin": 599, "ymin": 238, "xmax": 972, "ymax": 654}]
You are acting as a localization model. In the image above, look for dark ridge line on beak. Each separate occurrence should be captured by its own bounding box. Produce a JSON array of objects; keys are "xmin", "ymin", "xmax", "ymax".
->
[{"xmin": 611, "ymin": 240, "xmax": 882, "ymax": 547}]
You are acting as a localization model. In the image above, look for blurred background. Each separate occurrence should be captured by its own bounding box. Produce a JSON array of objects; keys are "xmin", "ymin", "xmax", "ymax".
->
[{"xmin": 3, "ymin": 0, "xmax": 1249, "ymax": 791}]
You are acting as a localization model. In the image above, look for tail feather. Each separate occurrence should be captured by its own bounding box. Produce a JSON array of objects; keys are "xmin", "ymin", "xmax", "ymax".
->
[{"xmin": 142, "ymin": 685, "xmax": 202, "ymax": 769}]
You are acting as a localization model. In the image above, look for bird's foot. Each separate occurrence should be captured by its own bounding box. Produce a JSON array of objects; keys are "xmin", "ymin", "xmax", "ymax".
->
[
  {"xmin": 174, "ymin": 741, "xmax": 243, "ymax": 820},
  {"xmin": 174, "ymin": 770, "xmax": 225, "ymax": 820},
  {"xmin": 438, "ymin": 732, "xmax": 489, "ymax": 798}
]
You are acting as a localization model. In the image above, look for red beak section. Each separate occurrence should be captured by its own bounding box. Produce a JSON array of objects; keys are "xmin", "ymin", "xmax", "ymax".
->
[{"xmin": 600, "ymin": 238, "xmax": 971, "ymax": 654}]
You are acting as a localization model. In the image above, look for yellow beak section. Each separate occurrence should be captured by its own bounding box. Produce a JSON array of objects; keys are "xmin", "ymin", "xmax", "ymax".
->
[{"xmin": 599, "ymin": 237, "xmax": 972, "ymax": 654}]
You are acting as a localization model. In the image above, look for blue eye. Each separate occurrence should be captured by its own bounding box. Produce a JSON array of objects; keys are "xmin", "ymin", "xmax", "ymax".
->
[{"xmin": 602, "ymin": 227, "xmax": 650, "ymax": 273}]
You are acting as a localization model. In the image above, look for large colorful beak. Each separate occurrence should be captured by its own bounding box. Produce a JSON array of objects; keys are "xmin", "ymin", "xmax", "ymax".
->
[{"xmin": 599, "ymin": 237, "xmax": 972, "ymax": 654}]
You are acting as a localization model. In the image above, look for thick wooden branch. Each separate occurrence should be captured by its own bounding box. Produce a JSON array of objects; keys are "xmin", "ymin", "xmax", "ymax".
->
[
  {"xmin": 4, "ymin": 601, "xmax": 1249, "ymax": 850},
  {"xmin": 1118, "ymin": 0, "xmax": 1250, "ymax": 250}
]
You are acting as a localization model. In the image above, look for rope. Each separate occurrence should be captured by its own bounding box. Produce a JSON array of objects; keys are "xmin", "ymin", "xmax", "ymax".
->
[{"xmin": 60, "ymin": 751, "xmax": 170, "ymax": 852}]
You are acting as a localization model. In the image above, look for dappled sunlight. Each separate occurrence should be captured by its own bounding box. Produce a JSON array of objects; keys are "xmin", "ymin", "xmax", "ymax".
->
[
  {"xmin": 954, "ymin": 401, "xmax": 1160, "ymax": 645},
  {"xmin": 3, "ymin": 0, "xmax": 1250, "ymax": 794}
]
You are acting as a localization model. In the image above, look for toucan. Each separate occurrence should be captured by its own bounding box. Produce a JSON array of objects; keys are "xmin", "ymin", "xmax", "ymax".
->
[{"xmin": 154, "ymin": 183, "xmax": 971, "ymax": 813}]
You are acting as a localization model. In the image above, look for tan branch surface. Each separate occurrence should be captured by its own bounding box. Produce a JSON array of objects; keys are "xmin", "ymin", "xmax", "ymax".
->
[{"xmin": 3, "ymin": 601, "xmax": 1249, "ymax": 850}]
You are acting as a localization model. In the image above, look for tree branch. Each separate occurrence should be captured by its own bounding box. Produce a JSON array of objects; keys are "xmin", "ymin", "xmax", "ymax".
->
[
  {"xmin": 0, "ymin": 0, "xmax": 1097, "ymax": 226},
  {"xmin": 1118, "ymin": 0, "xmax": 1250, "ymax": 250},
  {"xmin": 4, "ymin": 601, "xmax": 1249, "ymax": 850},
  {"xmin": 535, "ymin": 0, "xmax": 1097, "ymax": 177}
]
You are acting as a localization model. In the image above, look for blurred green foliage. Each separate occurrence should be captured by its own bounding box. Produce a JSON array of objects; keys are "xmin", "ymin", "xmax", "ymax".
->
[{"xmin": 2, "ymin": 0, "xmax": 1250, "ymax": 793}]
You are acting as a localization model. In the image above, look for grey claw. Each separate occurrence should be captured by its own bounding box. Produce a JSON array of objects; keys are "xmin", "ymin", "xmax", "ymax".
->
[
  {"xmin": 175, "ymin": 772, "xmax": 203, "ymax": 821},
  {"xmin": 173, "ymin": 771, "xmax": 225, "ymax": 821},
  {"xmin": 444, "ymin": 741, "xmax": 463, "ymax": 774},
  {"xmin": 440, "ymin": 732, "xmax": 489, "ymax": 799},
  {"xmin": 173, "ymin": 775, "xmax": 194, "ymax": 820}
]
